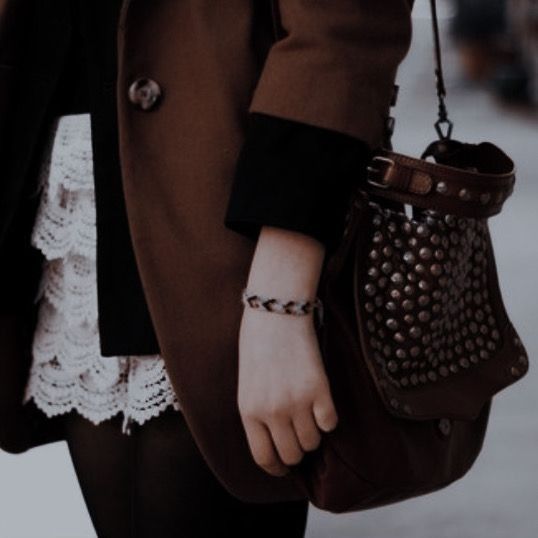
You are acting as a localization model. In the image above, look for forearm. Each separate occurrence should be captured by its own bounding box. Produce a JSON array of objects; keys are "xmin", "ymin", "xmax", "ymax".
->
[{"xmin": 246, "ymin": 225, "xmax": 325, "ymax": 299}]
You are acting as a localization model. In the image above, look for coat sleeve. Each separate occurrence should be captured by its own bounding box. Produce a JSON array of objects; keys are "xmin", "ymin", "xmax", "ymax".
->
[{"xmin": 224, "ymin": 0, "xmax": 414, "ymax": 253}]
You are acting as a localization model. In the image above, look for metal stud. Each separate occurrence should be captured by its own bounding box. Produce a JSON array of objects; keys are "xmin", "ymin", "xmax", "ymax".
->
[
  {"xmin": 418, "ymin": 310, "xmax": 431, "ymax": 322},
  {"xmin": 427, "ymin": 370, "xmax": 438, "ymax": 382},
  {"xmin": 459, "ymin": 188, "xmax": 471, "ymax": 201},
  {"xmin": 373, "ymin": 231, "xmax": 384, "ymax": 244},
  {"xmin": 386, "ymin": 318, "xmax": 398, "ymax": 330},
  {"xmin": 394, "ymin": 332, "xmax": 405, "ymax": 344},
  {"xmin": 364, "ymin": 283, "xmax": 377, "ymax": 296},
  {"xmin": 404, "ymin": 285, "xmax": 415, "ymax": 296},
  {"xmin": 402, "ymin": 299, "xmax": 414, "ymax": 311},
  {"xmin": 381, "ymin": 262, "xmax": 393, "ymax": 274},
  {"xmin": 391, "ymin": 272, "xmax": 405, "ymax": 285},
  {"xmin": 418, "ymin": 295, "xmax": 430, "ymax": 307},
  {"xmin": 431, "ymin": 234, "xmax": 441, "ymax": 246},
  {"xmin": 436, "ymin": 181, "xmax": 448, "ymax": 194},
  {"xmin": 418, "ymin": 280, "xmax": 430, "ymax": 291},
  {"xmin": 387, "ymin": 360, "xmax": 399, "ymax": 373},
  {"xmin": 416, "ymin": 225, "xmax": 429, "ymax": 237},
  {"xmin": 403, "ymin": 251, "xmax": 416, "ymax": 264},
  {"xmin": 430, "ymin": 264, "xmax": 443, "ymax": 276},
  {"xmin": 390, "ymin": 289, "xmax": 401, "ymax": 301},
  {"xmin": 410, "ymin": 326, "xmax": 422, "ymax": 339}
]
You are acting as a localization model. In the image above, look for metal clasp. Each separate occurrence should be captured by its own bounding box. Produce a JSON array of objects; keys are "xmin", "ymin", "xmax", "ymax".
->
[{"xmin": 367, "ymin": 156, "xmax": 395, "ymax": 189}]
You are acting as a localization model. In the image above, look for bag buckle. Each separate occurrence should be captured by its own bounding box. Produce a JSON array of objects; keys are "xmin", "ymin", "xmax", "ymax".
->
[{"xmin": 367, "ymin": 156, "xmax": 395, "ymax": 189}]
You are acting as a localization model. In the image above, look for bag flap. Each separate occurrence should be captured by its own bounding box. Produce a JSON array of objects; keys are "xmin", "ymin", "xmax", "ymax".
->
[{"xmin": 352, "ymin": 194, "xmax": 529, "ymax": 421}]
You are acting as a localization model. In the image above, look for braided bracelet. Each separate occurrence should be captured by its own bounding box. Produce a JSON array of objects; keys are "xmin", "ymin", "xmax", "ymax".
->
[{"xmin": 241, "ymin": 288, "xmax": 324, "ymax": 326}]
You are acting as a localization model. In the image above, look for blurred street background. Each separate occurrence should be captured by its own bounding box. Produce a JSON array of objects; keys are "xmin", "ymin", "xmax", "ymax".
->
[{"xmin": 1, "ymin": 1, "xmax": 537, "ymax": 536}]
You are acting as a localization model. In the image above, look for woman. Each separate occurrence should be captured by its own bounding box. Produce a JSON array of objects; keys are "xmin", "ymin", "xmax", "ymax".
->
[{"xmin": 0, "ymin": 0, "xmax": 414, "ymax": 536}]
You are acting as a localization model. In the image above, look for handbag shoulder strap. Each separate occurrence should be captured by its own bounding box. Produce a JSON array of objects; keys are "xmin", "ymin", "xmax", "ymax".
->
[
  {"xmin": 430, "ymin": 0, "xmax": 453, "ymax": 140},
  {"xmin": 384, "ymin": 0, "xmax": 454, "ymax": 148}
]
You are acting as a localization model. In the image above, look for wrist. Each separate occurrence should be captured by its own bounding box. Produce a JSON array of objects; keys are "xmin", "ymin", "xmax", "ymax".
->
[{"xmin": 247, "ymin": 226, "xmax": 325, "ymax": 296}]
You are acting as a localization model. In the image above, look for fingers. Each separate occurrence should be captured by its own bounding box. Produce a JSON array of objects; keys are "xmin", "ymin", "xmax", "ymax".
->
[
  {"xmin": 268, "ymin": 418, "xmax": 304, "ymax": 466},
  {"xmin": 293, "ymin": 409, "xmax": 322, "ymax": 452},
  {"xmin": 312, "ymin": 387, "xmax": 339, "ymax": 433},
  {"xmin": 243, "ymin": 418, "xmax": 289, "ymax": 477},
  {"xmin": 243, "ymin": 406, "xmax": 332, "ymax": 477}
]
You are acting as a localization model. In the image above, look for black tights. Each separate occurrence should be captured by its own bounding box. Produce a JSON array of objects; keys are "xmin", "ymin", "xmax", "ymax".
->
[{"xmin": 63, "ymin": 407, "xmax": 309, "ymax": 538}]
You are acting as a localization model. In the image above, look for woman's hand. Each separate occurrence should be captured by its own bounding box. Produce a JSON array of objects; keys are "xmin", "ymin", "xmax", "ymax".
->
[
  {"xmin": 238, "ymin": 308, "xmax": 338, "ymax": 476},
  {"xmin": 237, "ymin": 226, "xmax": 338, "ymax": 477}
]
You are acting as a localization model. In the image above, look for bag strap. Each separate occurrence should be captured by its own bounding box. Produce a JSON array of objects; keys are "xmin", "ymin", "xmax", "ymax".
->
[
  {"xmin": 429, "ymin": 0, "xmax": 453, "ymax": 140},
  {"xmin": 366, "ymin": 141, "xmax": 515, "ymax": 218},
  {"xmin": 384, "ymin": 0, "xmax": 454, "ymax": 147}
]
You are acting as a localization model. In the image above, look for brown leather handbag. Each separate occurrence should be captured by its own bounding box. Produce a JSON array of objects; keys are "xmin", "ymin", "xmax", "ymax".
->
[{"xmin": 289, "ymin": 0, "xmax": 530, "ymax": 513}]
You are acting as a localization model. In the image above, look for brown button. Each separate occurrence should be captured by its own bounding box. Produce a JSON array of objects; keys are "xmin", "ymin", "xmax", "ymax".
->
[{"xmin": 128, "ymin": 78, "xmax": 162, "ymax": 110}]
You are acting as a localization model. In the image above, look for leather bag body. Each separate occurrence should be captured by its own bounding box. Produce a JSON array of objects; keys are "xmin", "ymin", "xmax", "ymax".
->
[{"xmin": 289, "ymin": 140, "xmax": 529, "ymax": 512}]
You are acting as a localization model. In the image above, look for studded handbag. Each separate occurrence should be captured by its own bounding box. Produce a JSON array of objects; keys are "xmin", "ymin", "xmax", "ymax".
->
[{"xmin": 288, "ymin": 0, "xmax": 530, "ymax": 513}]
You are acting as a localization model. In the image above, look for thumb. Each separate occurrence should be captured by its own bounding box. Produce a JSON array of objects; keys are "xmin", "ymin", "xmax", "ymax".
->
[{"xmin": 312, "ymin": 386, "xmax": 339, "ymax": 433}]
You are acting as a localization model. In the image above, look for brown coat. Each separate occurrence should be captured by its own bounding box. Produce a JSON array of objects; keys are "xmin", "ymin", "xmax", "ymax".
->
[{"xmin": 0, "ymin": 0, "xmax": 414, "ymax": 502}]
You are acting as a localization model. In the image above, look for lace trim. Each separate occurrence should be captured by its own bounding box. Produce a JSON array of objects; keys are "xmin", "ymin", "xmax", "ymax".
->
[{"xmin": 23, "ymin": 113, "xmax": 181, "ymax": 434}]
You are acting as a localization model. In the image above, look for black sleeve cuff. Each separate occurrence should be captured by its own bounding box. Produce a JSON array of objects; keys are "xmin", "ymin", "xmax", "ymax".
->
[{"xmin": 223, "ymin": 111, "xmax": 372, "ymax": 255}]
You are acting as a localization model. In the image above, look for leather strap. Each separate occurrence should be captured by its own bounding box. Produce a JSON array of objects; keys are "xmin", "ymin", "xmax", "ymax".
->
[{"xmin": 366, "ymin": 141, "xmax": 515, "ymax": 218}]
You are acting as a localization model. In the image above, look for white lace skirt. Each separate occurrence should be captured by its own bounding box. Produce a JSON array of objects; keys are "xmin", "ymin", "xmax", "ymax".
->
[{"xmin": 23, "ymin": 113, "xmax": 181, "ymax": 434}]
